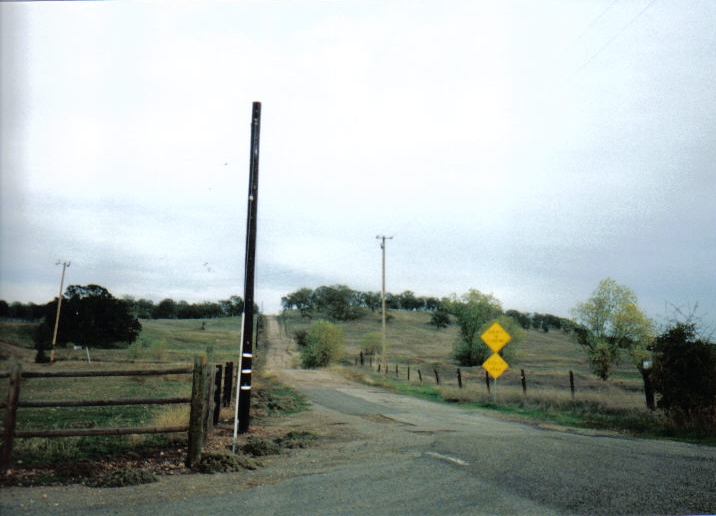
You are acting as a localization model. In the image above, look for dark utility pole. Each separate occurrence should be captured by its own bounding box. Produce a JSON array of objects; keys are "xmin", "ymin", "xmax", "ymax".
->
[{"xmin": 238, "ymin": 101, "xmax": 261, "ymax": 434}]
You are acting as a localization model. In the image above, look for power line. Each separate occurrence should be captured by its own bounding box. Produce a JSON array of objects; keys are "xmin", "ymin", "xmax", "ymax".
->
[{"xmin": 568, "ymin": 0, "xmax": 659, "ymax": 82}]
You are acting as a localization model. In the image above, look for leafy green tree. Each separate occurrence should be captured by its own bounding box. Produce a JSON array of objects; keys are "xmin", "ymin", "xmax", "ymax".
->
[
  {"xmin": 399, "ymin": 291, "xmax": 422, "ymax": 311},
  {"xmin": 360, "ymin": 331, "xmax": 382, "ymax": 356},
  {"xmin": 281, "ymin": 288, "xmax": 314, "ymax": 318},
  {"xmin": 571, "ymin": 278, "xmax": 654, "ymax": 380},
  {"xmin": 153, "ymin": 298, "xmax": 178, "ymax": 319},
  {"xmin": 361, "ymin": 291, "xmax": 382, "ymax": 313},
  {"xmin": 651, "ymin": 322, "xmax": 716, "ymax": 427},
  {"xmin": 35, "ymin": 285, "xmax": 142, "ymax": 355},
  {"xmin": 220, "ymin": 295, "xmax": 244, "ymax": 317},
  {"xmin": 451, "ymin": 289, "xmax": 503, "ymax": 366},
  {"xmin": 300, "ymin": 320, "xmax": 345, "ymax": 368}
]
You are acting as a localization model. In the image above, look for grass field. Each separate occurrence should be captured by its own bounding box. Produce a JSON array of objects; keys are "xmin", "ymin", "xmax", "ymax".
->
[
  {"xmin": 0, "ymin": 317, "xmax": 252, "ymax": 466},
  {"xmin": 1, "ymin": 310, "xmax": 714, "ymax": 458},
  {"xmin": 280, "ymin": 309, "xmax": 716, "ymax": 443}
]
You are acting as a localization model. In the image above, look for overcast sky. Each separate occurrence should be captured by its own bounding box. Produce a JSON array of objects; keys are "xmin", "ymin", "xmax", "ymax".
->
[{"xmin": 2, "ymin": 0, "xmax": 715, "ymax": 326}]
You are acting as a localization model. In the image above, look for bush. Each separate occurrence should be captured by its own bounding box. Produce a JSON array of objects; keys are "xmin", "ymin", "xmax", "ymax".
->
[
  {"xmin": 651, "ymin": 323, "xmax": 716, "ymax": 428},
  {"xmin": 87, "ymin": 468, "xmax": 157, "ymax": 488},
  {"xmin": 198, "ymin": 450, "xmax": 261, "ymax": 473},
  {"xmin": 242, "ymin": 437, "xmax": 281, "ymax": 456},
  {"xmin": 300, "ymin": 320, "xmax": 344, "ymax": 369},
  {"xmin": 294, "ymin": 330, "xmax": 308, "ymax": 348},
  {"xmin": 429, "ymin": 310, "xmax": 451, "ymax": 329}
]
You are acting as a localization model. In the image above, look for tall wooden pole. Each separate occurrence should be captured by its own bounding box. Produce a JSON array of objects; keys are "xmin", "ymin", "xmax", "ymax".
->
[
  {"xmin": 377, "ymin": 236, "xmax": 392, "ymax": 374},
  {"xmin": 50, "ymin": 261, "xmax": 69, "ymax": 363},
  {"xmin": 238, "ymin": 101, "xmax": 261, "ymax": 434}
]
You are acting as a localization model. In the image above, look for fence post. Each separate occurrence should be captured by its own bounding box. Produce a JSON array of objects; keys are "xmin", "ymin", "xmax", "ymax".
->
[
  {"xmin": 485, "ymin": 371, "xmax": 491, "ymax": 394},
  {"xmin": 407, "ymin": 365, "xmax": 410, "ymax": 381},
  {"xmin": 395, "ymin": 364, "xmax": 399, "ymax": 378},
  {"xmin": 1, "ymin": 363, "xmax": 21, "ymax": 474},
  {"xmin": 433, "ymin": 368, "xmax": 440, "ymax": 385},
  {"xmin": 205, "ymin": 364, "xmax": 216, "ymax": 441},
  {"xmin": 521, "ymin": 369, "xmax": 527, "ymax": 395},
  {"xmin": 223, "ymin": 362, "xmax": 234, "ymax": 408},
  {"xmin": 213, "ymin": 364, "xmax": 223, "ymax": 425},
  {"xmin": 187, "ymin": 355, "xmax": 208, "ymax": 468},
  {"xmin": 569, "ymin": 370, "xmax": 575, "ymax": 399},
  {"xmin": 457, "ymin": 368, "xmax": 462, "ymax": 389}
]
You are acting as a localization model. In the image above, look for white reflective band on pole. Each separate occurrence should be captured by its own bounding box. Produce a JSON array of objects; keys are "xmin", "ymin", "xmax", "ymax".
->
[{"xmin": 232, "ymin": 312, "xmax": 246, "ymax": 453}]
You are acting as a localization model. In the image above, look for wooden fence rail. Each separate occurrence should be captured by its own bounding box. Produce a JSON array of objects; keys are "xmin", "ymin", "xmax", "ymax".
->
[{"xmin": 0, "ymin": 357, "xmax": 221, "ymax": 474}]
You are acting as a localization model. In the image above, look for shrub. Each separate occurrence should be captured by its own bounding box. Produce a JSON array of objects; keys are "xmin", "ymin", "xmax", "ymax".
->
[
  {"xmin": 242, "ymin": 437, "xmax": 281, "ymax": 456},
  {"xmin": 87, "ymin": 468, "xmax": 157, "ymax": 488},
  {"xmin": 277, "ymin": 430, "xmax": 317, "ymax": 449},
  {"xmin": 198, "ymin": 450, "xmax": 261, "ymax": 473},
  {"xmin": 651, "ymin": 323, "xmax": 716, "ymax": 428},
  {"xmin": 429, "ymin": 310, "xmax": 451, "ymax": 329},
  {"xmin": 300, "ymin": 320, "xmax": 344, "ymax": 369},
  {"xmin": 294, "ymin": 329, "xmax": 308, "ymax": 348}
]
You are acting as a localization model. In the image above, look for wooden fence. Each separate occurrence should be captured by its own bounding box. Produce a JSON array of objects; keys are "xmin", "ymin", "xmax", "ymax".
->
[
  {"xmin": 0, "ymin": 356, "xmax": 234, "ymax": 473},
  {"xmin": 354, "ymin": 352, "xmax": 578, "ymax": 398}
]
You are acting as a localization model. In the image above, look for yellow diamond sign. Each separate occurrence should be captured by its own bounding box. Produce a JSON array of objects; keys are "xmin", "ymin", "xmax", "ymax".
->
[
  {"xmin": 481, "ymin": 321, "xmax": 511, "ymax": 353},
  {"xmin": 482, "ymin": 353, "xmax": 509, "ymax": 379}
]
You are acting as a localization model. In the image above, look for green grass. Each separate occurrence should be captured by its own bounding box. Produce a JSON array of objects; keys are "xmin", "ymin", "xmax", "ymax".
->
[
  {"xmin": 0, "ymin": 321, "xmax": 37, "ymax": 349},
  {"xmin": 0, "ymin": 315, "xmax": 304, "ymax": 468}
]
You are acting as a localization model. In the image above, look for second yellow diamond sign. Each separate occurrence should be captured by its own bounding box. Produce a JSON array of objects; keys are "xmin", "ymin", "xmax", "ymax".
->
[{"xmin": 482, "ymin": 352, "xmax": 509, "ymax": 379}]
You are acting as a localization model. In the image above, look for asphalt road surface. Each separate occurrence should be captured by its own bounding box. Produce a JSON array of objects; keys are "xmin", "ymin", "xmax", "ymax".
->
[{"xmin": 2, "ymin": 318, "xmax": 715, "ymax": 515}]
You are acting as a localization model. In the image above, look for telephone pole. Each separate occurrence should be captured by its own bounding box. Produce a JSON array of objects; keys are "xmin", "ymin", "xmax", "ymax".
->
[
  {"xmin": 50, "ymin": 261, "xmax": 70, "ymax": 363},
  {"xmin": 376, "ymin": 236, "xmax": 392, "ymax": 374},
  {"xmin": 237, "ymin": 101, "xmax": 261, "ymax": 434}
]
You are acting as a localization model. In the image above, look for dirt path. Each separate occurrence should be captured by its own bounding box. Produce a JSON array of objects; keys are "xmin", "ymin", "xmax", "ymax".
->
[{"xmin": 262, "ymin": 315, "xmax": 356, "ymax": 388}]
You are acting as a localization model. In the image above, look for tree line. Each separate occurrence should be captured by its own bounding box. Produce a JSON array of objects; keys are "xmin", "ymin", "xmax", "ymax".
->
[
  {"xmin": 1, "ymin": 293, "xmax": 248, "ymax": 322},
  {"xmin": 280, "ymin": 284, "xmax": 569, "ymax": 331}
]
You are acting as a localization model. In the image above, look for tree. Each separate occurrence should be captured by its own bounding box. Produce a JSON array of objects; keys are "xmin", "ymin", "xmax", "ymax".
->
[
  {"xmin": 398, "ymin": 291, "xmax": 421, "ymax": 311},
  {"xmin": 360, "ymin": 332, "xmax": 382, "ymax": 356},
  {"xmin": 35, "ymin": 284, "xmax": 142, "ymax": 355},
  {"xmin": 452, "ymin": 289, "xmax": 503, "ymax": 366},
  {"xmin": 571, "ymin": 278, "xmax": 654, "ymax": 380},
  {"xmin": 300, "ymin": 320, "xmax": 345, "ymax": 368},
  {"xmin": 429, "ymin": 309, "xmax": 451, "ymax": 329},
  {"xmin": 220, "ymin": 295, "xmax": 244, "ymax": 317},
  {"xmin": 361, "ymin": 291, "xmax": 382, "ymax": 313},
  {"xmin": 650, "ymin": 322, "xmax": 716, "ymax": 427},
  {"xmin": 281, "ymin": 288, "xmax": 314, "ymax": 318},
  {"xmin": 153, "ymin": 298, "xmax": 178, "ymax": 319}
]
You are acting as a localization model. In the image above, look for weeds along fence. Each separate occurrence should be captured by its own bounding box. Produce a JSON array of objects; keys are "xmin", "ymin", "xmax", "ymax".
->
[
  {"xmin": 352, "ymin": 353, "xmax": 651, "ymax": 410},
  {"xmin": 0, "ymin": 356, "xmax": 235, "ymax": 473},
  {"xmin": 354, "ymin": 353, "xmax": 575, "ymax": 394}
]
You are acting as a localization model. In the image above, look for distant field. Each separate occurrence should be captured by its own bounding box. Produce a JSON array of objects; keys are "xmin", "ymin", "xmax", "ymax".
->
[{"xmin": 280, "ymin": 309, "xmax": 647, "ymax": 412}]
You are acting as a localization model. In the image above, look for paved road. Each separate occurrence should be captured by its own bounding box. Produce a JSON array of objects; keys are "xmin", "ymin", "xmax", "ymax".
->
[{"xmin": 3, "ymin": 318, "xmax": 715, "ymax": 515}]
